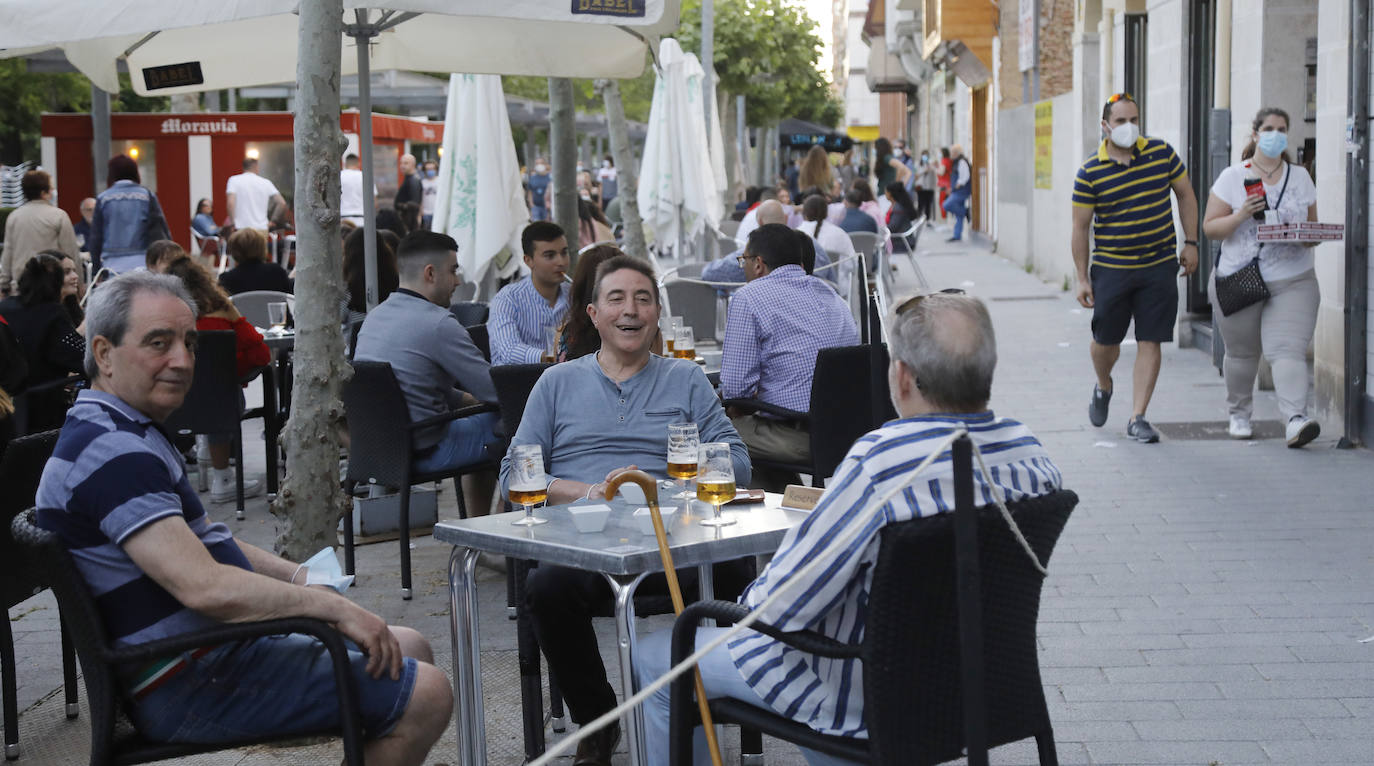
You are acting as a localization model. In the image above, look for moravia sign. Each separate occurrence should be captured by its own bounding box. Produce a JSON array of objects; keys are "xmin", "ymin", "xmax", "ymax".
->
[{"xmin": 160, "ymin": 118, "xmax": 240, "ymax": 135}]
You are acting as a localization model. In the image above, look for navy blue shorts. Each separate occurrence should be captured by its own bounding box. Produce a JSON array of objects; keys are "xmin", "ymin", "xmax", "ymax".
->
[
  {"xmin": 129, "ymin": 634, "xmax": 418, "ymax": 743},
  {"xmin": 1090, "ymin": 259, "xmax": 1179, "ymax": 345}
]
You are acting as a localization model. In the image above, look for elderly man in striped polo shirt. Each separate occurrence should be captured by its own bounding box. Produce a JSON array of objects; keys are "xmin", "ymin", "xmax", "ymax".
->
[
  {"xmin": 637, "ymin": 291, "xmax": 1062, "ymax": 764},
  {"xmin": 35, "ymin": 272, "xmax": 452, "ymax": 765},
  {"xmin": 1071, "ymin": 93, "xmax": 1199, "ymax": 444},
  {"xmin": 489, "ymin": 221, "xmax": 571, "ymax": 365}
]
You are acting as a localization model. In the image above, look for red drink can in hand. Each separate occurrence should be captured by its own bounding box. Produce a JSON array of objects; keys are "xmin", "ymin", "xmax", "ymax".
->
[{"xmin": 1243, "ymin": 176, "xmax": 1266, "ymax": 221}]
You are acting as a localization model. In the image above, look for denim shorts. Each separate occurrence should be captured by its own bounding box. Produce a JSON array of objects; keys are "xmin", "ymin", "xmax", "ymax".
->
[{"xmin": 128, "ymin": 634, "xmax": 418, "ymax": 743}]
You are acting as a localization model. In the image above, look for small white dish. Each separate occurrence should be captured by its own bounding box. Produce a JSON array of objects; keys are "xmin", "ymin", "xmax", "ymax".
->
[
  {"xmin": 568, "ymin": 503, "xmax": 613, "ymax": 534},
  {"xmin": 615, "ymin": 482, "xmax": 647, "ymax": 505},
  {"xmin": 633, "ymin": 506, "xmax": 678, "ymax": 536}
]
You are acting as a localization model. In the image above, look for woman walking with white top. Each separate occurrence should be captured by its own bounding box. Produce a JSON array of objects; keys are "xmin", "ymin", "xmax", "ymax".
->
[{"xmin": 1202, "ymin": 107, "xmax": 1322, "ymax": 447}]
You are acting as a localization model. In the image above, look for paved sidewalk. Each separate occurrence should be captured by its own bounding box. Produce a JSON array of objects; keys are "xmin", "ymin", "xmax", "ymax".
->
[{"xmin": 6, "ymin": 233, "xmax": 1374, "ymax": 764}]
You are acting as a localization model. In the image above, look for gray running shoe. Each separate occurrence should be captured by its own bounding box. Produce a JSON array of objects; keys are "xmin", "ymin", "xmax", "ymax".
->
[
  {"xmin": 1126, "ymin": 416, "xmax": 1160, "ymax": 444},
  {"xmin": 1088, "ymin": 381, "xmax": 1112, "ymax": 427}
]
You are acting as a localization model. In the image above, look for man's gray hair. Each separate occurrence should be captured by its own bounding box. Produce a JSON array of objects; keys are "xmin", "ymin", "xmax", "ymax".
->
[
  {"xmin": 888, "ymin": 293, "xmax": 997, "ymax": 413},
  {"xmin": 84, "ymin": 272, "xmax": 197, "ymax": 379}
]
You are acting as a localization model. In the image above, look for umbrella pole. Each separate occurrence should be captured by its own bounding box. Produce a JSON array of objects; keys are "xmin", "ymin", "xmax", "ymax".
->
[
  {"xmin": 605, "ymin": 470, "xmax": 724, "ymax": 766},
  {"xmin": 350, "ymin": 12, "xmax": 379, "ymax": 311}
]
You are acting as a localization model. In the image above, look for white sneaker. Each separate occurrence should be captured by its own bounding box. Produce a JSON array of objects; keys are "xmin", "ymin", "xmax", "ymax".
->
[
  {"xmin": 1285, "ymin": 416, "xmax": 1320, "ymax": 448},
  {"xmin": 210, "ymin": 467, "xmax": 265, "ymax": 503},
  {"xmin": 1228, "ymin": 415, "xmax": 1253, "ymax": 440}
]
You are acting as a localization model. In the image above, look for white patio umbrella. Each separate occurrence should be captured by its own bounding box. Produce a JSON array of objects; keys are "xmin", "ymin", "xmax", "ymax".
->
[
  {"xmin": 636, "ymin": 37, "xmax": 727, "ymax": 260},
  {"xmin": 0, "ymin": 2, "xmax": 679, "ymax": 92},
  {"xmin": 431, "ymin": 74, "xmax": 529, "ymax": 299},
  {"xmin": 0, "ymin": 0, "xmax": 679, "ymax": 306}
]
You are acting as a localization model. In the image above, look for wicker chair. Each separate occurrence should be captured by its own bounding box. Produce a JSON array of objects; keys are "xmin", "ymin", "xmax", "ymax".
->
[
  {"xmin": 670, "ymin": 438, "xmax": 1077, "ymax": 766},
  {"xmin": 8, "ymin": 510, "xmax": 366, "ymax": 766},
  {"xmin": 1, "ymin": 431, "xmax": 77, "ymax": 760},
  {"xmin": 723, "ymin": 343, "xmax": 897, "ymax": 487},
  {"xmin": 342, "ymin": 361, "xmax": 498, "ymax": 599}
]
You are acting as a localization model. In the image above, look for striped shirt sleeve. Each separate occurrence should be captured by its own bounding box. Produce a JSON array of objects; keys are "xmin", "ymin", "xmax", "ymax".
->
[
  {"xmin": 1071, "ymin": 164, "xmax": 1096, "ymax": 208},
  {"xmin": 740, "ymin": 452, "xmax": 879, "ymax": 630},
  {"xmin": 1165, "ymin": 143, "xmax": 1187, "ymax": 181},
  {"xmin": 719, "ymin": 289, "xmax": 762, "ymax": 400},
  {"xmin": 488, "ymin": 287, "xmax": 544, "ymax": 365}
]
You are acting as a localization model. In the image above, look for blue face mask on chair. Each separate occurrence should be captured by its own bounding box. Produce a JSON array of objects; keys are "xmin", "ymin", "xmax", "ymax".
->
[{"xmin": 1257, "ymin": 130, "xmax": 1288, "ymax": 159}]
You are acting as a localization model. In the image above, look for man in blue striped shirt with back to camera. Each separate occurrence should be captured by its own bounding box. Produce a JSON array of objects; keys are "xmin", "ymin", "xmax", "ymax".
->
[
  {"xmin": 637, "ymin": 290, "xmax": 1062, "ymax": 765},
  {"xmin": 489, "ymin": 221, "xmax": 571, "ymax": 365},
  {"xmin": 35, "ymin": 272, "xmax": 452, "ymax": 764}
]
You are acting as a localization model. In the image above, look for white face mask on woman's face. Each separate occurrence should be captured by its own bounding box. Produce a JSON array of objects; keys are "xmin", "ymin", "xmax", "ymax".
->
[{"xmin": 1107, "ymin": 122, "xmax": 1139, "ymax": 149}]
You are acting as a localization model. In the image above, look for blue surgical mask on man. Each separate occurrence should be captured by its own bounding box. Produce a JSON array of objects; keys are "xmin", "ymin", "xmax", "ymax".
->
[
  {"xmin": 1257, "ymin": 130, "xmax": 1288, "ymax": 159},
  {"xmin": 424, "ymin": 169, "xmax": 437, "ymax": 179}
]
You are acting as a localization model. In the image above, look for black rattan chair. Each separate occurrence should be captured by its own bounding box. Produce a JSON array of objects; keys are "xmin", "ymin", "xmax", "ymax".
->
[
  {"xmin": 162, "ymin": 331, "xmax": 250, "ymax": 520},
  {"xmin": 342, "ymin": 361, "xmax": 498, "ymax": 599},
  {"xmin": 8, "ymin": 510, "xmax": 366, "ymax": 766},
  {"xmin": 466, "ymin": 324, "xmax": 491, "ymax": 363},
  {"xmin": 724, "ymin": 343, "xmax": 897, "ymax": 487},
  {"xmin": 1, "ymin": 431, "xmax": 77, "ymax": 761},
  {"xmin": 669, "ymin": 440, "xmax": 1077, "ymax": 766},
  {"xmin": 449, "ymin": 301, "xmax": 489, "ymax": 328}
]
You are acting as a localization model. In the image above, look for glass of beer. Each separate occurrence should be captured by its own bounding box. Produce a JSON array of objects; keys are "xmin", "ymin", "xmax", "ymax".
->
[
  {"xmin": 267, "ymin": 302, "xmax": 288, "ymax": 334},
  {"xmin": 661, "ymin": 316, "xmax": 678, "ymax": 355},
  {"xmin": 666, "ymin": 422, "xmax": 699, "ymax": 498},
  {"xmin": 508, "ymin": 444, "xmax": 549, "ymax": 526},
  {"xmin": 541, "ymin": 325, "xmax": 559, "ymax": 364},
  {"xmin": 672, "ymin": 326, "xmax": 696, "ymax": 360},
  {"xmin": 696, "ymin": 442, "xmax": 736, "ymax": 527}
]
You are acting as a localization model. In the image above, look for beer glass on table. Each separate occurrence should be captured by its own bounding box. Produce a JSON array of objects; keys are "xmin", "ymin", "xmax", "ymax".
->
[
  {"xmin": 696, "ymin": 442, "xmax": 736, "ymax": 527},
  {"xmin": 508, "ymin": 444, "xmax": 549, "ymax": 526},
  {"xmin": 666, "ymin": 423, "xmax": 699, "ymax": 499},
  {"xmin": 672, "ymin": 327, "xmax": 696, "ymax": 360},
  {"xmin": 541, "ymin": 325, "xmax": 559, "ymax": 364},
  {"xmin": 267, "ymin": 302, "xmax": 288, "ymax": 334}
]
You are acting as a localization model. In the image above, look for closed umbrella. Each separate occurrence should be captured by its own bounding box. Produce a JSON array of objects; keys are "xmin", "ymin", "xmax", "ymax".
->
[
  {"xmin": 431, "ymin": 73, "xmax": 529, "ymax": 299},
  {"xmin": 636, "ymin": 37, "xmax": 727, "ymax": 259}
]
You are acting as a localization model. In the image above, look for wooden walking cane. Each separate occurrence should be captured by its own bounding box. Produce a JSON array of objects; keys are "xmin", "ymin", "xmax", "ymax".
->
[{"xmin": 605, "ymin": 470, "xmax": 725, "ymax": 766}]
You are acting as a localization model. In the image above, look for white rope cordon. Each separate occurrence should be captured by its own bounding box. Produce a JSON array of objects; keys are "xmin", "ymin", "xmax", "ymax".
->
[
  {"xmin": 968, "ymin": 438, "xmax": 1049, "ymax": 575},
  {"xmin": 529, "ymin": 427, "xmax": 979, "ymax": 766}
]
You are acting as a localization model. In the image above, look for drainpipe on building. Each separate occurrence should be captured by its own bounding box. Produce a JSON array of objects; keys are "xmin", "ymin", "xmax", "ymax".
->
[
  {"xmin": 1214, "ymin": 0, "xmax": 1231, "ymax": 110},
  {"xmin": 1341, "ymin": 0, "xmax": 1370, "ymax": 447}
]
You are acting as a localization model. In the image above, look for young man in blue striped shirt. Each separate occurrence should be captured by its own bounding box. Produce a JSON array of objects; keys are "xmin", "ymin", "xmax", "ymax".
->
[
  {"xmin": 35, "ymin": 272, "xmax": 452, "ymax": 764},
  {"xmin": 636, "ymin": 291, "xmax": 1062, "ymax": 764},
  {"xmin": 1071, "ymin": 93, "xmax": 1199, "ymax": 443},
  {"xmin": 489, "ymin": 221, "xmax": 570, "ymax": 364}
]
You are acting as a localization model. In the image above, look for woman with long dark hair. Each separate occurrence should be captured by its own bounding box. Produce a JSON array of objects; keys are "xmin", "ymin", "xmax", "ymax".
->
[
  {"xmin": 1201, "ymin": 106, "xmax": 1322, "ymax": 447},
  {"xmin": 885, "ymin": 181, "xmax": 920, "ymax": 254},
  {"xmin": 0, "ymin": 253, "xmax": 86, "ymax": 430},
  {"xmin": 558, "ymin": 244, "xmax": 624, "ymax": 361},
  {"xmin": 341, "ymin": 227, "xmax": 400, "ymax": 325}
]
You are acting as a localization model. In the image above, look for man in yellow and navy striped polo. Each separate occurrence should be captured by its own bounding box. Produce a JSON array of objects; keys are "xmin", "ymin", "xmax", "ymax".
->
[{"xmin": 1071, "ymin": 93, "xmax": 1198, "ymax": 444}]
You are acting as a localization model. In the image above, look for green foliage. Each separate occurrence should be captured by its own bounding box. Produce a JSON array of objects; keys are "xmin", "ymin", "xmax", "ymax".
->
[
  {"xmin": 113, "ymin": 73, "xmax": 170, "ymax": 114},
  {"xmin": 0, "ymin": 59, "xmax": 89, "ymax": 165},
  {"xmin": 676, "ymin": 0, "xmax": 841, "ymax": 128},
  {"xmin": 502, "ymin": 71, "xmax": 655, "ymax": 124},
  {"xmin": 0, "ymin": 62, "xmax": 174, "ymax": 165}
]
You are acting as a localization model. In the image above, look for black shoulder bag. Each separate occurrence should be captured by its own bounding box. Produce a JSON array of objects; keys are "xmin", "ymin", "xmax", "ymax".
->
[{"xmin": 1213, "ymin": 163, "xmax": 1288, "ymax": 317}]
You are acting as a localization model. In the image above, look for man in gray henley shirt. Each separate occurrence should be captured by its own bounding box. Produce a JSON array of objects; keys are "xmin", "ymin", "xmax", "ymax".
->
[{"xmin": 499, "ymin": 255, "xmax": 750, "ymax": 765}]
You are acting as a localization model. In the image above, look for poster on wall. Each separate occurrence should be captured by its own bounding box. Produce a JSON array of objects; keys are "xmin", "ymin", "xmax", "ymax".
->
[{"xmin": 1034, "ymin": 100, "xmax": 1053, "ymax": 190}]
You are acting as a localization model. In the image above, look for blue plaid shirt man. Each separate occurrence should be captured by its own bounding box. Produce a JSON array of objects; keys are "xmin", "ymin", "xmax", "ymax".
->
[{"xmin": 720, "ymin": 264, "xmax": 858, "ymax": 412}]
